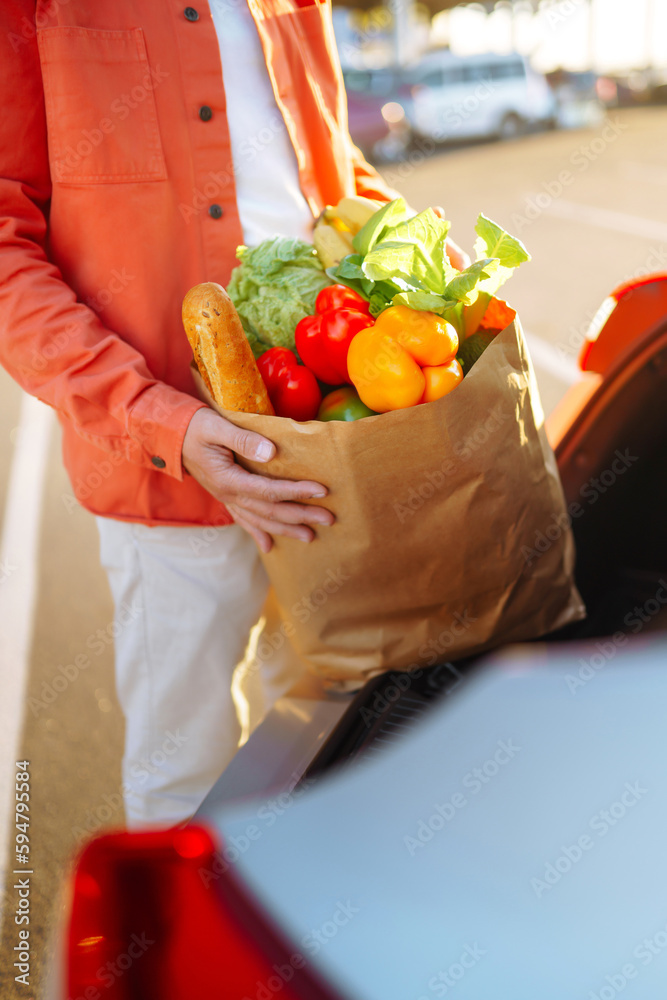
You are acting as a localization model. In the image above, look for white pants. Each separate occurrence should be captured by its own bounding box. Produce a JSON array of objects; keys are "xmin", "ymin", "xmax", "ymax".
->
[{"xmin": 96, "ymin": 517, "xmax": 307, "ymax": 828}]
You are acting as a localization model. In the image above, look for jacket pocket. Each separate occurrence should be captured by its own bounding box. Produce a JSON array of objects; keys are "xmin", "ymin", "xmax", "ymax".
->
[{"xmin": 37, "ymin": 26, "xmax": 167, "ymax": 184}]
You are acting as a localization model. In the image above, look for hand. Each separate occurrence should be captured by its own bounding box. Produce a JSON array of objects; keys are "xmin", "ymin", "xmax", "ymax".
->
[
  {"xmin": 445, "ymin": 237, "xmax": 470, "ymax": 272},
  {"xmin": 182, "ymin": 407, "xmax": 334, "ymax": 553},
  {"xmin": 432, "ymin": 206, "xmax": 471, "ymax": 271}
]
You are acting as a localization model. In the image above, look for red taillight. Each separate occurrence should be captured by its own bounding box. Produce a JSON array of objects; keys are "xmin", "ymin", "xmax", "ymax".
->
[
  {"xmin": 67, "ymin": 826, "xmax": 343, "ymax": 1000},
  {"xmin": 595, "ymin": 76, "xmax": 617, "ymax": 104}
]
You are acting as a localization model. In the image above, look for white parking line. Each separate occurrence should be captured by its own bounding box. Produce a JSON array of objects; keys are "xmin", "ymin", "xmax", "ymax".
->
[
  {"xmin": 542, "ymin": 198, "xmax": 667, "ymax": 243},
  {"xmin": 524, "ymin": 331, "xmax": 581, "ymax": 386},
  {"xmin": 620, "ymin": 161, "xmax": 667, "ymax": 187},
  {"xmin": 0, "ymin": 393, "xmax": 53, "ymax": 911}
]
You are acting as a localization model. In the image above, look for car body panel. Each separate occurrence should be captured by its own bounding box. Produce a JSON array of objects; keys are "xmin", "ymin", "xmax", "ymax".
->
[
  {"xmin": 548, "ymin": 277, "xmax": 667, "ymax": 525},
  {"xmin": 216, "ymin": 640, "xmax": 667, "ymax": 1000},
  {"xmin": 578, "ymin": 274, "xmax": 667, "ymax": 375},
  {"xmin": 197, "ymin": 671, "xmax": 351, "ymax": 813}
]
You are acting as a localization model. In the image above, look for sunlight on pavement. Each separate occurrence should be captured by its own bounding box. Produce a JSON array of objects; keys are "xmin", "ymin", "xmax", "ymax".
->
[{"xmin": 0, "ymin": 394, "xmax": 52, "ymax": 917}]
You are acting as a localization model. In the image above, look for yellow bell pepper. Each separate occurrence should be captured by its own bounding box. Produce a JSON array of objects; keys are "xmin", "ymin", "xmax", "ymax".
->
[
  {"xmin": 421, "ymin": 360, "xmax": 463, "ymax": 403},
  {"xmin": 373, "ymin": 305, "xmax": 459, "ymax": 367},
  {"xmin": 348, "ymin": 305, "xmax": 462, "ymax": 411},
  {"xmin": 347, "ymin": 328, "xmax": 425, "ymax": 412}
]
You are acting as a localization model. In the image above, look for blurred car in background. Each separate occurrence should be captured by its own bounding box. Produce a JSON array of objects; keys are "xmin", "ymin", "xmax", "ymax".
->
[
  {"xmin": 343, "ymin": 67, "xmax": 414, "ymax": 162},
  {"xmin": 647, "ymin": 66, "xmax": 667, "ymax": 104},
  {"xmin": 597, "ymin": 68, "xmax": 662, "ymax": 108},
  {"xmin": 545, "ymin": 69, "xmax": 606, "ymax": 129},
  {"xmin": 404, "ymin": 50, "xmax": 556, "ymax": 144},
  {"xmin": 344, "ymin": 51, "xmax": 558, "ymax": 162}
]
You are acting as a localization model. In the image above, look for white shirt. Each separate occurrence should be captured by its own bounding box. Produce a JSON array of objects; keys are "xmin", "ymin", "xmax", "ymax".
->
[{"xmin": 210, "ymin": 0, "xmax": 315, "ymax": 246}]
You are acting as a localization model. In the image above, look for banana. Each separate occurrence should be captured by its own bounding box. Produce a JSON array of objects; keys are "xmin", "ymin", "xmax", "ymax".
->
[
  {"xmin": 322, "ymin": 207, "xmax": 354, "ymax": 235},
  {"xmin": 332, "ymin": 195, "xmax": 383, "ymax": 234},
  {"xmin": 313, "ymin": 196, "xmax": 383, "ymax": 267},
  {"xmin": 313, "ymin": 221, "xmax": 355, "ymax": 269}
]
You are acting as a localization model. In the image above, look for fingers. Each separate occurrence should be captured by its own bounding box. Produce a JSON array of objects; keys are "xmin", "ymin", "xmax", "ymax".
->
[
  {"xmin": 239, "ymin": 494, "xmax": 335, "ymax": 528},
  {"xmin": 445, "ymin": 237, "xmax": 471, "ymax": 271},
  {"xmin": 228, "ymin": 503, "xmax": 317, "ymax": 544},
  {"xmin": 227, "ymin": 505, "xmax": 273, "ymax": 553},
  {"xmin": 429, "ymin": 212, "xmax": 471, "ymax": 270},
  {"xmin": 195, "ymin": 407, "xmax": 277, "ymax": 463},
  {"xmin": 227, "ymin": 426, "xmax": 276, "ymax": 463},
  {"xmin": 222, "ymin": 462, "xmax": 330, "ymax": 506},
  {"xmin": 184, "ymin": 410, "xmax": 335, "ymax": 543}
]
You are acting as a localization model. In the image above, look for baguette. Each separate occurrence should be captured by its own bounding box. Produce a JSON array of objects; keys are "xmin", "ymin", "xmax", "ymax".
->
[{"xmin": 182, "ymin": 282, "xmax": 274, "ymax": 415}]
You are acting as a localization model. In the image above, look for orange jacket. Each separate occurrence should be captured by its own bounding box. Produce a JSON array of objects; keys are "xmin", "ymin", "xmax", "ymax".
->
[{"xmin": 0, "ymin": 0, "xmax": 400, "ymax": 526}]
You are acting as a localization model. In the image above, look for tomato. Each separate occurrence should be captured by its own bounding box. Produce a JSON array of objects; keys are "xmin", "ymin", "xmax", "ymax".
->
[
  {"xmin": 273, "ymin": 365, "xmax": 322, "ymax": 421},
  {"xmin": 315, "ymin": 284, "xmax": 371, "ymax": 316},
  {"xmin": 256, "ymin": 346, "xmax": 322, "ymax": 420},
  {"xmin": 318, "ymin": 387, "xmax": 377, "ymax": 421}
]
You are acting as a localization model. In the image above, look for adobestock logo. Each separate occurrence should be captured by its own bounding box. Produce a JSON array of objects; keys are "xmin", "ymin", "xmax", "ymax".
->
[
  {"xmin": 530, "ymin": 781, "xmax": 649, "ymax": 899},
  {"xmin": 522, "ymin": 448, "xmax": 639, "ymax": 567},
  {"xmin": 418, "ymin": 943, "xmax": 487, "ymax": 999},
  {"xmin": 404, "ymin": 738, "xmax": 521, "ymax": 856},
  {"xmin": 565, "ymin": 578, "xmax": 667, "ymax": 694}
]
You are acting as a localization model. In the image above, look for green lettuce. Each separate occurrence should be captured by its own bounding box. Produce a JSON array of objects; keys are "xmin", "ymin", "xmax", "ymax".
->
[
  {"xmin": 352, "ymin": 197, "xmax": 409, "ymax": 256},
  {"xmin": 227, "ymin": 237, "xmax": 331, "ymax": 357},
  {"xmin": 460, "ymin": 214, "xmax": 531, "ymax": 336},
  {"xmin": 330, "ymin": 200, "xmax": 530, "ymax": 336}
]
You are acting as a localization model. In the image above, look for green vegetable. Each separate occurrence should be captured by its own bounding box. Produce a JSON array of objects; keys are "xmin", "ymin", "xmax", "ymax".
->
[
  {"xmin": 456, "ymin": 330, "xmax": 497, "ymax": 375},
  {"xmin": 227, "ymin": 237, "xmax": 331, "ymax": 357},
  {"xmin": 361, "ymin": 209, "xmax": 451, "ymax": 294},
  {"xmin": 353, "ymin": 197, "xmax": 409, "ymax": 257},
  {"xmin": 318, "ymin": 387, "xmax": 377, "ymax": 422},
  {"xmin": 329, "ymin": 200, "xmax": 530, "ymax": 338},
  {"xmin": 474, "ymin": 214, "xmax": 531, "ymax": 285}
]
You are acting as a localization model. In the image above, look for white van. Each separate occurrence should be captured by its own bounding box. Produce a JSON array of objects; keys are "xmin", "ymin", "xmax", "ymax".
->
[{"xmin": 404, "ymin": 50, "xmax": 556, "ymax": 144}]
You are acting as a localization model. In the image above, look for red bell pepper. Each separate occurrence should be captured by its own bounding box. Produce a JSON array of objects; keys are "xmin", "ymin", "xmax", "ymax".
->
[
  {"xmin": 257, "ymin": 347, "xmax": 322, "ymax": 421},
  {"xmin": 295, "ymin": 303, "xmax": 374, "ymax": 385},
  {"xmin": 315, "ymin": 284, "xmax": 371, "ymax": 316}
]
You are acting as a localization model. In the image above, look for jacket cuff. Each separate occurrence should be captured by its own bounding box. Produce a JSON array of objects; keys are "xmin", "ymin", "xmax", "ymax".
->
[{"xmin": 127, "ymin": 383, "xmax": 208, "ymax": 481}]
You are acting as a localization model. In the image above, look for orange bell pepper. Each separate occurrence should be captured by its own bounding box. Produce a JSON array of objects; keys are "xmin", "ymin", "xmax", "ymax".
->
[
  {"xmin": 347, "ymin": 328, "xmax": 425, "ymax": 412},
  {"xmin": 348, "ymin": 305, "xmax": 462, "ymax": 412},
  {"xmin": 421, "ymin": 359, "xmax": 463, "ymax": 403},
  {"xmin": 373, "ymin": 305, "xmax": 458, "ymax": 366}
]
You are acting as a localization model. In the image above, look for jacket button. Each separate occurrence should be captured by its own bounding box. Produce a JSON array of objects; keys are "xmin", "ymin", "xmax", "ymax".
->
[
  {"xmin": 208, "ymin": 204, "xmax": 223, "ymax": 219},
  {"xmin": 151, "ymin": 456, "xmax": 166, "ymax": 469},
  {"xmin": 199, "ymin": 105, "xmax": 213, "ymax": 122},
  {"xmin": 184, "ymin": 7, "xmax": 199, "ymax": 21}
]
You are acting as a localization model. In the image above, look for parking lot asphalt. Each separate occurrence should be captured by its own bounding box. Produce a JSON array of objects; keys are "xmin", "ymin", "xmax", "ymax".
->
[{"xmin": 1, "ymin": 105, "xmax": 666, "ymax": 997}]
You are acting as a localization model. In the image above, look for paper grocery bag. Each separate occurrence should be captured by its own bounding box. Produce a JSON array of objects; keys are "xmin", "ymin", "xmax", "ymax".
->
[{"xmin": 192, "ymin": 316, "xmax": 585, "ymax": 691}]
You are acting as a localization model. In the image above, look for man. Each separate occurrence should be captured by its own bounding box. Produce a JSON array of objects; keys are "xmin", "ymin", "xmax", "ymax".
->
[{"xmin": 0, "ymin": 0, "xmax": 465, "ymax": 827}]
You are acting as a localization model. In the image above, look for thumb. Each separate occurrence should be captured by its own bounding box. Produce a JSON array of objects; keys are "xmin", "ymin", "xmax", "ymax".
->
[{"xmin": 208, "ymin": 410, "xmax": 276, "ymax": 463}]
